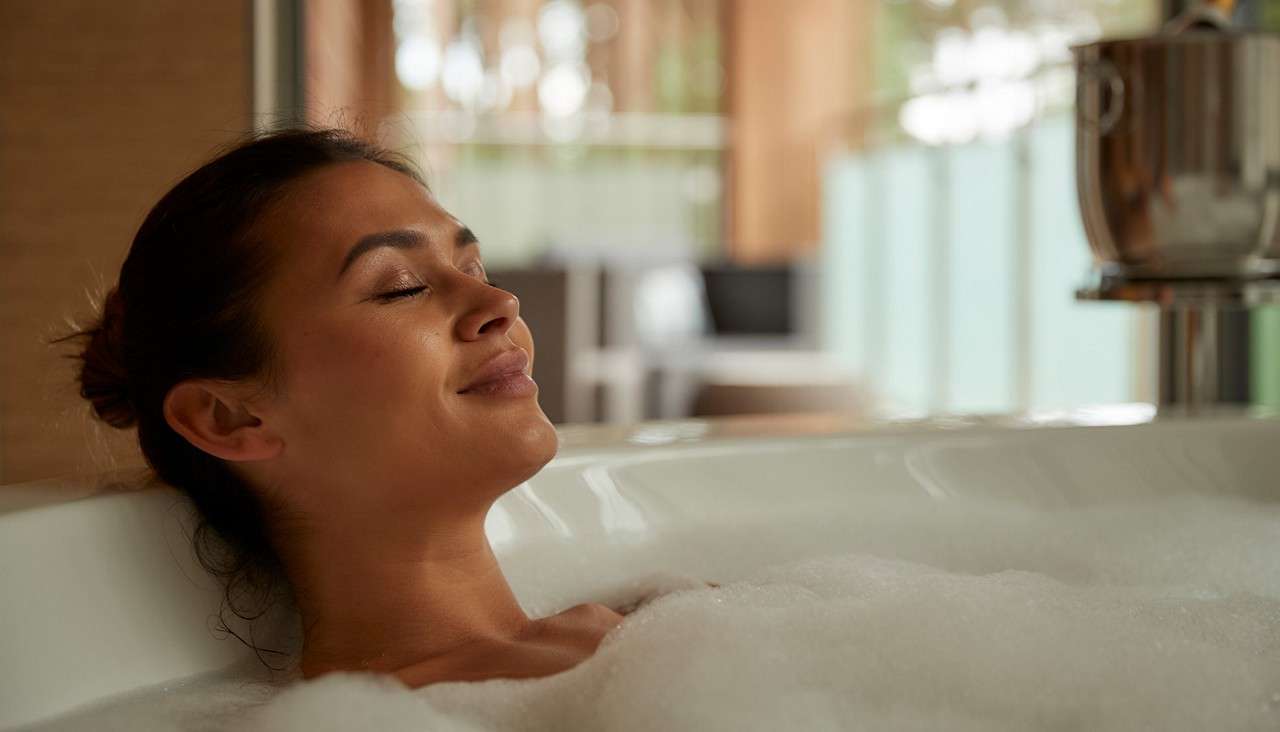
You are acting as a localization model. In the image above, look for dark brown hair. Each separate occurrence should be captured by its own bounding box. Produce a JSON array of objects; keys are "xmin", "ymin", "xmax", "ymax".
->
[{"xmin": 63, "ymin": 128, "xmax": 423, "ymax": 659}]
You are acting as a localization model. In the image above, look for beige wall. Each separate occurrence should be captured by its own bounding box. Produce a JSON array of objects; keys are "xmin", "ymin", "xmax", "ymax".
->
[
  {"xmin": 726, "ymin": 0, "xmax": 873, "ymax": 263},
  {"xmin": 305, "ymin": 0, "xmax": 395, "ymax": 135},
  {"xmin": 0, "ymin": 1, "xmax": 253, "ymax": 483}
]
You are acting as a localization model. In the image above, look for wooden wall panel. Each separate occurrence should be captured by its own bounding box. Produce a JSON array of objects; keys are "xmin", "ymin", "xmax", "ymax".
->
[
  {"xmin": 0, "ymin": 1, "xmax": 253, "ymax": 483},
  {"xmin": 304, "ymin": 0, "xmax": 395, "ymax": 136},
  {"xmin": 725, "ymin": 0, "xmax": 874, "ymax": 263}
]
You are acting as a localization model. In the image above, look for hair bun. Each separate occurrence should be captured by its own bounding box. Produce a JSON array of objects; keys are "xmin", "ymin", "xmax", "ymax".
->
[{"xmin": 78, "ymin": 288, "xmax": 137, "ymax": 428}]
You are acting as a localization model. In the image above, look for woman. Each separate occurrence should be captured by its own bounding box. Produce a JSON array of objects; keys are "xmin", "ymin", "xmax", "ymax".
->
[{"xmin": 70, "ymin": 128, "xmax": 624, "ymax": 687}]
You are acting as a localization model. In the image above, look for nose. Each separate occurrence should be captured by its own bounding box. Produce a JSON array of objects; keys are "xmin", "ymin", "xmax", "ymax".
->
[{"xmin": 454, "ymin": 282, "xmax": 519, "ymax": 341}]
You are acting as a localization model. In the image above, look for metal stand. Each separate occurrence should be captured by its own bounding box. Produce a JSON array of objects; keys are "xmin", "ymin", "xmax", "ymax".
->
[
  {"xmin": 1157, "ymin": 306, "xmax": 1251, "ymax": 407},
  {"xmin": 1077, "ymin": 274, "xmax": 1280, "ymax": 410}
]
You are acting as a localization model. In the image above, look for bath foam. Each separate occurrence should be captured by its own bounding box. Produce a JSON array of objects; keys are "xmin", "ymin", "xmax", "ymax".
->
[
  {"xmin": 245, "ymin": 555, "xmax": 1280, "ymax": 732},
  {"xmin": 25, "ymin": 494, "xmax": 1280, "ymax": 731}
]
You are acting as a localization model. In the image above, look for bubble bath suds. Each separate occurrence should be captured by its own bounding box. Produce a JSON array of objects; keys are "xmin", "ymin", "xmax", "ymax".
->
[{"xmin": 29, "ymin": 493, "xmax": 1280, "ymax": 731}]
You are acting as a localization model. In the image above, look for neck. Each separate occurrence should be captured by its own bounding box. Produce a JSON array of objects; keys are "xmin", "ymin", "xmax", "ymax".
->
[{"xmin": 276, "ymin": 508, "xmax": 530, "ymax": 677}]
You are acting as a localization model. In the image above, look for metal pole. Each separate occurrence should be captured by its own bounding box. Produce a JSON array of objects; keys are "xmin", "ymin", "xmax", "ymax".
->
[
  {"xmin": 1157, "ymin": 305, "xmax": 1251, "ymax": 409},
  {"xmin": 928, "ymin": 147, "xmax": 951, "ymax": 412},
  {"xmin": 1012, "ymin": 128, "xmax": 1033, "ymax": 411}
]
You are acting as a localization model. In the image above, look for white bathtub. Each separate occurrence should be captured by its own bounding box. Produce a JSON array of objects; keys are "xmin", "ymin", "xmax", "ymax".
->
[{"xmin": 3, "ymin": 409, "xmax": 1279, "ymax": 729}]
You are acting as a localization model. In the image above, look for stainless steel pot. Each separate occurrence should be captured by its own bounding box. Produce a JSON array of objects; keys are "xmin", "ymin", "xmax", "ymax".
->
[{"xmin": 1074, "ymin": 8, "xmax": 1280, "ymax": 280}]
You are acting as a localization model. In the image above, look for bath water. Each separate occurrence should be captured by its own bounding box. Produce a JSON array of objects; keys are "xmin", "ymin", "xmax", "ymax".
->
[{"xmin": 24, "ymin": 493, "xmax": 1280, "ymax": 731}]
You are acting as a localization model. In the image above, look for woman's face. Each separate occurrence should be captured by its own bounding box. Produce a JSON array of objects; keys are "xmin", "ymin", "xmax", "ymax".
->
[{"xmin": 248, "ymin": 160, "xmax": 556, "ymax": 523}]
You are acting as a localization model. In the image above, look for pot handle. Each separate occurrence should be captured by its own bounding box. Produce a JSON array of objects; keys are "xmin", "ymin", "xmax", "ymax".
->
[
  {"xmin": 1077, "ymin": 59, "xmax": 1125, "ymax": 135},
  {"xmin": 1163, "ymin": 1, "xmax": 1234, "ymax": 34}
]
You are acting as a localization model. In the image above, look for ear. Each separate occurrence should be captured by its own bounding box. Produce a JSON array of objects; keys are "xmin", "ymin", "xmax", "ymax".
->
[{"xmin": 162, "ymin": 379, "xmax": 283, "ymax": 462}]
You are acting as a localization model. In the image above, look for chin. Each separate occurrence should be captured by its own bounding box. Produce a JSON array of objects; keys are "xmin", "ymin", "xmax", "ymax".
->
[
  {"xmin": 517, "ymin": 411, "xmax": 559, "ymax": 472},
  {"xmin": 490, "ymin": 408, "xmax": 559, "ymax": 487}
]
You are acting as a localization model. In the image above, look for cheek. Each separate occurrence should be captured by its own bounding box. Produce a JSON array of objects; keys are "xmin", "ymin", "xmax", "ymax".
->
[{"xmin": 280, "ymin": 319, "xmax": 451, "ymax": 432}]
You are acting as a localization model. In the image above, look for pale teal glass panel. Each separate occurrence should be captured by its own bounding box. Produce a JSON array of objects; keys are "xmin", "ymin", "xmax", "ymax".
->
[
  {"xmin": 880, "ymin": 146, "xmax": 935, "ymax": 413},
  {"xmin": 1028, "ymin": 115, "xmax": 1136, "ymax": 409},
  {"xmin": 820, "ymin": 116, "xmax": 1139, "ymax": 416},
  {"xmin": 821, "ymin": 154, "xmax": 871, "ymax": 374},
  {"xmin": 947, "ymin": 141, "xmax": 1015, "ymax": 412}
]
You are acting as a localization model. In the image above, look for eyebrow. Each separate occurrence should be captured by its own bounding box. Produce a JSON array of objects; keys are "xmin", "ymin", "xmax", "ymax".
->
[
  {"xmin": 337, "ymin": 227, "xmax": 480, "ymax": 280},
  {"xmin": 456, "ymin": 226, "xmax": 478, "ymax": 247}
]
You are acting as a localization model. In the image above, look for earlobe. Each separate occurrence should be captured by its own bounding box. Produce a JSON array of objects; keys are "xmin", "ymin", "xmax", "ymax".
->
[{"xmin": 163, "ymin": 380, "xmax": 283, "ymax": 462}]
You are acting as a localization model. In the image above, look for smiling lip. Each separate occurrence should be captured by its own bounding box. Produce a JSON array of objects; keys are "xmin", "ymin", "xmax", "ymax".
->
[{"xmin": 458, "ymin": 349, "xmax": 536, "ymax": 397}]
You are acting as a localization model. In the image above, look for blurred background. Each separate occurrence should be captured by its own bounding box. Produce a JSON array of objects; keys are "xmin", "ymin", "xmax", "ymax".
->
[{"xmin": 0, "ymin": 0, "xmax": 1237, "ymax": 483}]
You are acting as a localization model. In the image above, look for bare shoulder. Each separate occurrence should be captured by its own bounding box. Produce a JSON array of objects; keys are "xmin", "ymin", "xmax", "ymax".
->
[
  {"xmin": 545, "ymin": 602, "xmax": 625, "ymax": 633},
  {"xmin": 394, "ymin": 607, "xmax": 624, "ymax": 689},
  {"xmin": 517, "ymin": 603, "xmax": 623, "ymax": 653}
]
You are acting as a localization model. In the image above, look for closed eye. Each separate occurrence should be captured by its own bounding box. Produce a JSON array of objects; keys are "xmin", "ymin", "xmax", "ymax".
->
[
  {"xmin": 375, "ymin": 285, "xmax": 428, "ymax": 302},
  {"xmin": 461, "ymin": 261, "xmax": 489, "ymax": 283}
]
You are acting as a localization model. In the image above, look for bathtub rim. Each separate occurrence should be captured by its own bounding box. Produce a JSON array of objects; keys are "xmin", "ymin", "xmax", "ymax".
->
[{"xmin": 2, "ymin": 403, "xmax": 1270, "ymax": 518}]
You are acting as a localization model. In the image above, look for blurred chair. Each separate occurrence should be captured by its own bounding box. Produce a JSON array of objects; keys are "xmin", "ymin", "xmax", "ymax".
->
[{"xmin": 497, "ymin": 255, "xmax": 867, "ymax": 424}]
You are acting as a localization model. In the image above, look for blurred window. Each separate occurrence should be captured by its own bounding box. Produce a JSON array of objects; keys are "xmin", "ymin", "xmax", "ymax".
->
[
  {"xmin": 821, "ymin": 1, "xmax": 1160, "ymax": 415},
  {"xmin": 390, "ymin": 0, "xmax": 725, "ymax": 266}
]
